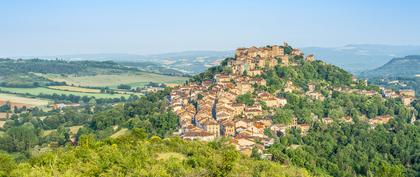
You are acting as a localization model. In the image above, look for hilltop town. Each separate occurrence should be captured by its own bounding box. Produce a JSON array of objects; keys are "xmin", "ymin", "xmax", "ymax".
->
[{"xmin": 169, "ymin": 43, "xmax": 417, "ymax": 155}]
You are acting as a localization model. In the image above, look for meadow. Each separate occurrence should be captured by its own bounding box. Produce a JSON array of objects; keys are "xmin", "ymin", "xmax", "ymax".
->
[
  {"xmin": 0, "ymin": 87, "xmax": 139, "ymax": 99},
  {"xmin": 48, "ymin": 86, "xmax": 101, "ymax": 93},
  {"xmin": 43, "ymin": 72, "xmax": 188, "ymax": 88}
]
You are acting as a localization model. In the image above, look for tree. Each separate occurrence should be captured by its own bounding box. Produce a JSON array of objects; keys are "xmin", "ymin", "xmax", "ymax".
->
[
  {"xmin": 273, "ymin": 109, "xmax": 293, "ymax": 124},
  {"xmin": 236, "ymin": 93, "xmax": 255, "ymax": 106}
]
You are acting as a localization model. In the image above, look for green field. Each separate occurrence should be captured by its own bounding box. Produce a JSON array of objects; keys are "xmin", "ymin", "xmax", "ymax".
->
[
  {"xmin": 0, "ymin": 87, "xmax": 140, "ymax": 99},
  {"xmin": 42, "ymin": 72, "xmax": 188, "ymax": 88}
]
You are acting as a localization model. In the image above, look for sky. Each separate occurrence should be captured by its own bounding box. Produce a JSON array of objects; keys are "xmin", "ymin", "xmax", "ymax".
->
[{"xmin": 1, "ymin": 0, "xmax": 420, "ymax": 57}]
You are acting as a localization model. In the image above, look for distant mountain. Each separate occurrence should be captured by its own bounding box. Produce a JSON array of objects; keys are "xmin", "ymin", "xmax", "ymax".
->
[
  {"xmin": 301, "ymin": 44, "xmax": 420, "ymax": 74},
  {"xmin": 9, "ymin": 44, "xmax": 420, "ymax": 75},
  {"xmin": 12, "ymin": 51, "xmax": 234, "ymax": 75},
  {"xmin": 360, "ymin": 55, "xmax": 420, "ymax": 78}
]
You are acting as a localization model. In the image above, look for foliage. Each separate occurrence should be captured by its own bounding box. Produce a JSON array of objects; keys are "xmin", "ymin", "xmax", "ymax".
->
[
  {"xmin": 236, "ymin": 93, "xmax": 255, "ymax": 106},
  {"xmin": 8, "ymin": 133, "xmax": 310, "ymax": 177}
]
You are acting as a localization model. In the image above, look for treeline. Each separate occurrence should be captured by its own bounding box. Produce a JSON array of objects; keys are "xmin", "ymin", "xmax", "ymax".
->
[{"xmin": 0, "ymin": 59, "xmax": 134, "ymax": 76}]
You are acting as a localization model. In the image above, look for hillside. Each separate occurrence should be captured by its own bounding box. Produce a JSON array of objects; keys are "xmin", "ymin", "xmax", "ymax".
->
[
  {"xmin": 13, "ymin": 51, "xmax": 234, "ymax": 75},
  {"xmin": 0, "ymin": 59, "xmax": 137, "ymax": 87},
  {"xmin": 0, "ymin": 44, "xmax": 419, "ymax": 177},
  {"xmin": 360, "ymin": 55, "xmax": 420, "ymax": 78},
  {"xmin": 302, "ymin": 44, "xmax": 420, "ymax": 74}
]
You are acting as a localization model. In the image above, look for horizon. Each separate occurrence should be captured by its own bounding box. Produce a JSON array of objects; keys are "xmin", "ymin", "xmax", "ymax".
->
[
  {"xmin": 2, "ymin": 1, "xmax": 420, "ymax": 57},
  {"xmin": 4, "ymin": 43, "xmax": 420, "ymax": 59}
]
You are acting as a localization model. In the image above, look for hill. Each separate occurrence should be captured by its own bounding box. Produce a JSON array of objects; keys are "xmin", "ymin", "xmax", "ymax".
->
[
  {"xmin": 9, "ymin": 44, "xmax": 420, "ymax": 75},
  {"xmin": 0, "ymin": 44, "xmax": 419, "ymax": 177},
  {"xmin": 360, "ymin": 55, "xmax": 420, "ymax": 78},
  {"xmin": 301, "ymin": 44, "xmax": 420, "ymax": 74},
  {"xmin": 12, "ymin": 51, "xmax": 234, "ymax": 75},
  {"xmin": 0, "ymin": 59, "xmax": 136, "ymax": 87}
]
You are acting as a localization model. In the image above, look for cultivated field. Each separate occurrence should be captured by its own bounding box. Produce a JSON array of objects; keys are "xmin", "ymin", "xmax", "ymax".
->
[
  {"xmin": 43, "ymin": 72, "xmax": 188, "ymax": 88},
  {"xmin": 0, "ymin": 87, "xmax": 139, "ymax": 99},
  {"xmin": 0, "ymin": 93, "xmax": 50, "ymax": 107},
  {"xmin": 48, "ymin": 86, "xmax": 101, "ymax": 93}
]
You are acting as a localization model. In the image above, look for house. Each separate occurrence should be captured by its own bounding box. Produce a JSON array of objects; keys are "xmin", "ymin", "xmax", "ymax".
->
[
  {"xmin": 251, "ymin": 78, "xmax": 266, "ymax": 86},
  {"xmin": 280, "ymin": 55, "xmax": 289, "ymax": 66},
  {"xmin": 52, "ymin": 103, "xmax": 81, "ymax": 109},
  {"xmin": 221, "ymin": 120, "xmax": 235, "ymax": 136},
  {"xmin": 341, "ymin": 116, "xmax": 353, "ymax": 123},
  {"xmin": 399, "ymin": 89, "xmax": 415, "ymax": 97},
  {"xmin": 401, "ymin": 96, "xmax": 415, "ymax": 106},
  {"xmin": 284, "ymin": 81, "xmax": 296, "ymax": 93},
  {"xmin": 308, "ymin": 83, "xmax": 316, "ymax": 92},
  {"xmin": 322, "ymin": 117, "xmax": 334, "ymax": 125},
  {"xmin": 297, "ymin": 124, "xmax": 311, "ymax": 134},
  {"xmin": 291, "ymin": 48, "xmax": 303, "ymax": 56},
  {"xmin": 244, "ymin": 105, "xmax": 263, "ymax": 118},
  {"xmin": 305, "ymin": 54, "xmax": 315, "ymax": 62},
  {"xmin": 232, "ymin": 137, "xmax": 256, "ymax": 151},
  {"xmin": 215, "ymin": 74, "xmax": 231, "ymax": 83},
  {"xmin": 182, "ymin": 130, "xmax": 215, "ymax": 141},
  {"xmin": 202, "ymin": 118, "xmax": 220, "ymax": 137}
]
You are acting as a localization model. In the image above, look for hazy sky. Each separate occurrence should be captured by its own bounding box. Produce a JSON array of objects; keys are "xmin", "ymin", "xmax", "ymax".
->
[{"xmin": 1, "ymin": 0, "xmax": 420, "ymax": 57}]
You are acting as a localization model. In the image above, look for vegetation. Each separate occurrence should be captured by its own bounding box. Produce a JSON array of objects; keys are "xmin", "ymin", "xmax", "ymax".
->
[
  {"xmin": 2, "ymin": 132, "xmax": 310, "ymax": 177},
  {"xmin": 269, "ymin": 121, "xmax": 419, "ymax": 176},
  {"xmin": 236, "ymin": 93, "xmax": 255, "ymax": 106}
]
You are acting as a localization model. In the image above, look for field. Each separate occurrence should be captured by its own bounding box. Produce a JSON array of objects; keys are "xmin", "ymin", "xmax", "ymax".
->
[
  {"xmin": 0, "ymin": 87, "xmax": 140, "ymax": 99},
  {"xmin": 0, "ymin": 93, "xmax": 50, "ymax": 107},
  {"xmin": 48, "ymin": 86, "xmax": 101, "ymax": 93},
  {"xmin": 43, "ymin": 72, "xmax": 188, "ymax": 88}
]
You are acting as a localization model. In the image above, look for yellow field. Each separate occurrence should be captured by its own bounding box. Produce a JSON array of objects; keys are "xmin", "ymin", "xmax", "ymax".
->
[
  {"xmin": 0, "ymin": 93, "xmax": 50, "ymax": 107},
  {"xmin": 48, "ymin": 86, "xmax": 101, "ymax": 93}
]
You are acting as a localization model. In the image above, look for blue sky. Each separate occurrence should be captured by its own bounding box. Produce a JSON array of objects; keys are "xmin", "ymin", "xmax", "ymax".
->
[{"xmin": 1, "ymin": 0, "xmax": 420, "ymax": 56}]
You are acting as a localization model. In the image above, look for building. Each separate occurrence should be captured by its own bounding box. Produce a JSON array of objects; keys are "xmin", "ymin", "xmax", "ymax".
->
[
  {"xmin": 305, "ymin": 54, "xmax": 315, "ymax": 62},
  {"xmin": 221, "ymin": 120, "xmax": 235, "ymax": 136}
]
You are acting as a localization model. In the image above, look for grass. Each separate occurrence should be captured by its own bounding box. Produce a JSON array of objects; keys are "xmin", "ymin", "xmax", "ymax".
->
[
  {"xmin": 48, "ymin": 86, "xmax": 101, "ymax": 93},
  {"xmin": 0, "ymin": 87, "xmax": 139, "ymax": 99},
  {"xmin": 0, "ymin": 93, "xmax": 50, "ymax": 107},
  {"xmin": 42, "ymin": 72, "xmax": 188, "ymax": 88}
]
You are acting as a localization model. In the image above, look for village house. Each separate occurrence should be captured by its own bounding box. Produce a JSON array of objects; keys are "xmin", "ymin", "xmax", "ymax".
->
[
  {"xmin": 305, "ymin": 54, "xmax": 315, "ymax": 62},
  {"xmin": 202, "ymin": 118, "xmax": 220, "ymax": 137},
  {"xmin": 220, "ymin": 120, "xmax": 235, "ymax": 136},
  {"xmin": 401, "ymin": 96, "xmax": 415, "ymax": 106},
  {"xmin": 322, "ymin": 117, "xmax": 334, "ymax": 125},
  {"xmin": 399, "ymin": 89, "xmax": 415, "ymax": 97},
  {"xmin": 182, "ymin": 130, "xmax": 215, "ymax": 142},
  {"xmin": 250, "ymin": 78, "xmax": 267, "ymax": 86},
  {"xmin": 291, "ymin": 48, "xmax": 304, "ymax": 56},
  {"xmin": 244, "ymin": 104, "xmax": 263, "ymax": 118}
]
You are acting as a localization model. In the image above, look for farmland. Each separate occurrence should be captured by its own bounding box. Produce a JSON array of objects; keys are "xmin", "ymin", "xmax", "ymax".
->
[
  {"xmin": 42, "ymin": 72, "xmax": 188, "ymax": 88},
  {"xmin": 0, "ymin": 93, "xmax": 50, "ymax": 107},
  {"xmin": 0, "ymin": 87, "xmax": 139, "ymax": 99},
  {"xmin": 48, "ymin": 86, "xmax": 101, "ymax": 93}
]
